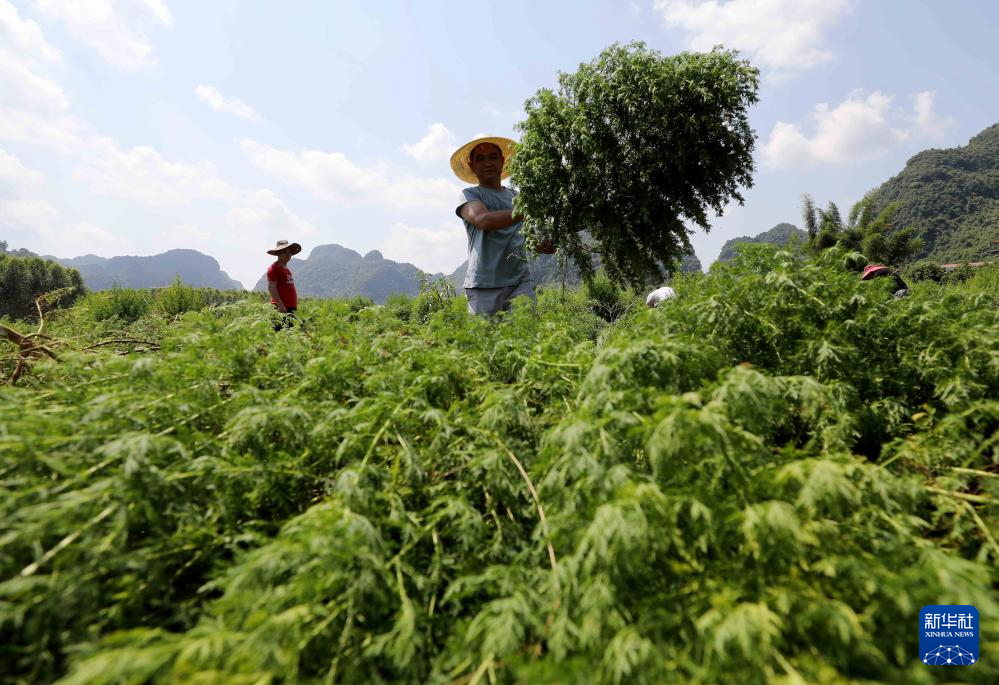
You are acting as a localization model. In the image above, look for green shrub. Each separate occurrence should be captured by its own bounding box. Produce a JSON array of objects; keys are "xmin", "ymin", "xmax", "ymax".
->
[
  {"xmin": 944, "ymin": 263, "xmax": 977, "ymax": 285},
  {"xmin": 152, "ymin": 277, "xmax": 204, "ymax": 317},
  {"xmin": 843, "ymin": 250, "xmax": 867, "ymax": 272},
  {"xmin": 537, "ymin": 286, "xmax": 604, "ymax": 340},
  {"xmin": 583, "ymin": 271, "xmax": 634, "ymax": 322},
  {"xmin": 384, "ymin": 293, "xmax": 413, "ymax": 322},
  {"xmin": 411, "ymin": 273, "xmax": 456, "ymax": 323},
  {"xmin": 905, "ymin": 259, "xmax": 946, "ymax": 282},
  {"xmin": 83, "ymin": 286, "xmax": 153, "ymax": 322},
  {"xmin": 344, "ymin": 294, "xmax": 375, "ymax": 312},
  {"xmin": 959, "ymin": 262, "xmax": 999, "ymax": 307}
]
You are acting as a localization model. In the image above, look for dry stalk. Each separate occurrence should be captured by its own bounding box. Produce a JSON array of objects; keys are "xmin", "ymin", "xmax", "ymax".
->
[
  {"xmin": 1, "ymin": 289, "xmax": 77, "ymax": 384},
  {"xmin": 2, "ymin": 323, "xmax": 59, "ymax": 385},
  {"xmin": 83, "ymin": 339, "xmax": 161, "ymax": 351},
  {"xmin": 498, "ymin": 444, "xmax": 559, "ymax": 583},
  {"xmin": 481, "ymin": 430, "xmax": 566, "ymax": 654}
]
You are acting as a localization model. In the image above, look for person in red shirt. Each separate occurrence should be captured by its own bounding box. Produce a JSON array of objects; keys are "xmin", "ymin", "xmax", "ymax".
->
[{"xmin": 265, "ymin": 240, "xmax": 301, "ymax": 325}]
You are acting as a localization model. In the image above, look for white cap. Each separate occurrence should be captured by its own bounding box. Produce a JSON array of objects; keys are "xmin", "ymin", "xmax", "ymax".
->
[{"xmin": 646, "ymin": 286, "xmax": 676, "ymax": 308}]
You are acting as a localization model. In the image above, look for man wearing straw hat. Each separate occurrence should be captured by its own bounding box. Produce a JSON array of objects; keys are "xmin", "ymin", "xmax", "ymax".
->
[
  {"xmin": 450, "ymin": 136, "xmax": 553, "ymax": 317},
  {"xmin": 265, "ymin": 239, "xmax": 301, "ymax": 326}
]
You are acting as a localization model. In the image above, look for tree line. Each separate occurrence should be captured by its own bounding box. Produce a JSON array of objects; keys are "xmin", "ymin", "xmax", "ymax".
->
[{"xmin": 0, "ymin": 242, "xmax": 84, "ymax": 321}]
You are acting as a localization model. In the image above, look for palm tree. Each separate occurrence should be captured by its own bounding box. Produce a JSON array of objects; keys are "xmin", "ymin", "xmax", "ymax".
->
[{"xmin": 802, "ymin": 191, "xmax": 923, "ymax": 264}]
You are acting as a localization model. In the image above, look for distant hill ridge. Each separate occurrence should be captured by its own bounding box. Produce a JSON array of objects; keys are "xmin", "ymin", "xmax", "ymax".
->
[
  {"xmin": 50, "ymin": 249, "xmax": 243, "ymax": 291},
  {"xmin": 717, "ymin": 223, "xmax": 806, "ymax": 263},
  {"xmin": 253, "ymin": 244, "xmax": 444, "ymax": 303}
]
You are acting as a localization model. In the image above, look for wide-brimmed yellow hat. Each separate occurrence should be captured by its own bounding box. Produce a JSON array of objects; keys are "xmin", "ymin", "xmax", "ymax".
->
[{"xmin": 449, "ymin": 136, "xmax": 516, "ymax": 184}]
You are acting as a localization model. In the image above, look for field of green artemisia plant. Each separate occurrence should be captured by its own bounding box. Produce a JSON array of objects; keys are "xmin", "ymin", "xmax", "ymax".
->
[{"xmin": 1, "ymin": 246, "xmax": 997, "ymax": 684}]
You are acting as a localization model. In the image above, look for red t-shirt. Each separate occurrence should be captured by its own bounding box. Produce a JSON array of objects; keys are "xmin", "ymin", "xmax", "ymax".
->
[{"xmin": 266, "ymin": 261, "xmax": 297, "ymax": 309}]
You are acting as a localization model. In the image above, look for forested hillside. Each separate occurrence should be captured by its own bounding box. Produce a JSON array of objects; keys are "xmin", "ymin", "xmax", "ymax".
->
[{"xmin": 871, "ymin": 122, "xmax": 999, "ymax": 262}]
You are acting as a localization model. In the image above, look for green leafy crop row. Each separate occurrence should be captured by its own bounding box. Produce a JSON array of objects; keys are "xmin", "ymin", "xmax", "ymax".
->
[{"xmin": 1, "ymin": 246, "xmax": 996, "ymax": 684}]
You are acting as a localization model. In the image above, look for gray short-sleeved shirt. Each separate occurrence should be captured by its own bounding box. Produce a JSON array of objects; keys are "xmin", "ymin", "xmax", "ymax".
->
[{"xmin": 456, "ymin": 186, "xmax": 532, "ymax": 288}]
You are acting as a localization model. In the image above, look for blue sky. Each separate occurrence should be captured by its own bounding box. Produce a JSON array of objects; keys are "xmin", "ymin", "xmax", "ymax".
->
[{"xmin": 2, "ymin": 0, "xmax": 998, "ymax": 288}]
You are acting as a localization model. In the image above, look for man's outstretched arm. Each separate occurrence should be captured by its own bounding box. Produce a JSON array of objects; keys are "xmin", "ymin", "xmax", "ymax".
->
[{"xmin": 459, "ymin": 201, "xmax": 519, "ymax": 232}]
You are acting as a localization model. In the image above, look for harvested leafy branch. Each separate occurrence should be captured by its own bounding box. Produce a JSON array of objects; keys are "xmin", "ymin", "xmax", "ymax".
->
[
  {"xmin": 1, "ymin": 248, "xmax": 997, "ymax": 684},
  {"xmin": 511, "ymin": 43, "xmax": 759, "ymax": 288}
]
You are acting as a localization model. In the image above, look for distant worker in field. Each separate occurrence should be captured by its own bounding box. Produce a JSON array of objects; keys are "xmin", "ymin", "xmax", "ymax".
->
[
  {"xmin": 860, "ymin": 263, "xmax": 910, "ymax": 298},
  {"xmin": 451, "ymin": 136, "xmax": 554, "ymax": 317},
  {"xmin": 646, "ymin": 285, "xmax": 677, "ymax": 308},
  {"xmin": 266, "ymin": 239, "xmax": 301, "ymax": 327}
]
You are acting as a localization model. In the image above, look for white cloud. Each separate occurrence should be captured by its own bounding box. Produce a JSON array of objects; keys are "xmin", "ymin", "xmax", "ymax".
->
[
  {"xmin": 385, "ymin": 174, "xmax": 464, "ymax": 214},
  {"xmin": 654, "ymin": 0, "xmax": 852, "ymax": 80},
  {"xmin": 227, "ymin": 189, "xmax": 318, "ymax": 240},
  {"xmin": 402, "ymin": 122, "xmax": 456, "ymax": 162},
  {"xmin": 0, "ymin": 196, "xmax": 60, "ymax": 230},
  {"xmin": 0, "ymin": 198, "xmax": 118, "ymax": 257},
  {"xmin": 0, "ymin": 0, "xmax": 62, "ymax": 65},
  {"xmin": 480, "ymin": 104, "xmax": 521, "ymax": 124},
  {"xmin": 0, "ymin": 52, "xmax": 69, "ymax": 112},
  {"xmin": 379, "ymin": 222, "xmax": 467, "ymax": 274},
  {"xmin": 240, "ymin": 138, "xmax": 381, "ymax": 203},
  {"xmin": 73, "ymin": 137, "xmax": 237, "ymax": 205},
  {"xmin": 0, "ymin": 106, "xmax": 83, "ymax": 150},
  {"xmin": 0, "ymin": 177, "xmax": 121, "ymax": 257},
  {"xmin": 62, "ymin": 220, "xmax": 119, "ymax": 254},
  {"xmin": 164, "ymin": 222, "xmax": 210, "ymax": 243},
  {"xmin": 240, "ymin": 138, "xmax": 461, "ymax": 213},
  {"xmin": 0, "ymin": 3, "xmax": 83, "ymax": 150},
  {"xmin": 0, "ymin": 148, "xmax": 46, "ymax": 195},
  {"xmin": 33, "ymin": 0, "xmax": 173, "ymax": 70},
  {"xmin": 912, "ymin": 91, "xmax": 954, "ymax": 138},
  {"xmin": 142, "ymin": 222, "xmax": 212, "ymax": 260},
  {"xmin": 195, "ymin": 84, "xmax": 262, "ymax": 122},
  {"xmin": 762, "ymin": 89, "xmax": 954, "ymax": 169}
]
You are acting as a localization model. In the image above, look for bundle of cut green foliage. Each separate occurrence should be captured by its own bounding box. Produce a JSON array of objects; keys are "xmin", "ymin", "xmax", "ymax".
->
[{"xmin": 1, "ymin": 246, "xmax": 996, "ymax": 684}]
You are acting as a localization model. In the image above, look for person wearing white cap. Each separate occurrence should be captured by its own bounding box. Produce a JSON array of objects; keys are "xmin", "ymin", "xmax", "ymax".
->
[
  {"xmin": 450, "ymin": 136, "xmax": 553, "ymax": 317},
  {"xmin": 265, "ymin": 239, "xmax": 301, "ymax": 324}
]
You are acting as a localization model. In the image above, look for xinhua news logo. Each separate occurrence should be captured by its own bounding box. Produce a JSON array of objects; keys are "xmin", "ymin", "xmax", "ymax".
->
[{"xmin": 919, "ymin": 605, "xmax": 978, "ymax": 666}]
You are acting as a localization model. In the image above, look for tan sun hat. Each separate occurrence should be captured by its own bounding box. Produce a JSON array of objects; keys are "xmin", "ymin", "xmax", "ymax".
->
[
  {"xmin": 449, "ymin": 136, "xmax": 517, "ymax": 184},
  {"xmin": 267, "ymin": 239, "xmax": 302, "ymax": 256}
]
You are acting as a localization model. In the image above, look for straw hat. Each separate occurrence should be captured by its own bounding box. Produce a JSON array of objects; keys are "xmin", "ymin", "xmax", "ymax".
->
[
  {"xmin": 449, "ymin": 136, "xmax": 517, "ymax": 185},
  {"xmin": 267, "ymin": 239, "xmax": 302, "ymax": 256}
]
